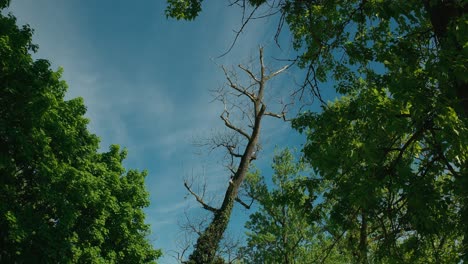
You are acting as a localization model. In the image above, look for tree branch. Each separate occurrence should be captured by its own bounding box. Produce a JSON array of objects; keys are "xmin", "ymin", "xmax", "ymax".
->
[
  {"xmin": 429, "ymin": 128, "xmax": 461, "ymax": 178},
  {"xmin": 184, "ymin": 182, "xmax": 219, "ymax": 213},
  {"xmin": 265, "ymin": 63, "xmax": 291, "ymax": 81},
  {"xmin": 235, "ymin": 197, "xmax": 254, "ymax": 209},
  {"xmin": 223, "ymin": 66, "xmax": 256, "ymax": 103},
  {"xmin": 238, "ymin": 64, "xmax": 260, "ymax": 83},
  {"xmin": 226, "ymin": 145, "xmax": 243, "ymax": 158},
  {"xmin": 217, "ymin": 4, "xmax": 260, "ymax": 58},
  {"xmin": 264, "ymin": 111, "xmax": 286, "ymax": 120},
  {"xmin": 220, "ymin": 111, "xmax": 251, "ymax": 140}
]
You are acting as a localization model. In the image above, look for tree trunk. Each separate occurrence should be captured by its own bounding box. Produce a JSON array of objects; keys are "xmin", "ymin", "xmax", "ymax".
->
[
  {"xmin": 423, "ymin": 0, "xmax": 468, "ymax": 117},
  {"xmin": 187, "ymin": 116, "xmax": 262, "ymax": 263},
  {"xmin": 358, "ymin": 209, "xmax": 368, "ymax": 264}
]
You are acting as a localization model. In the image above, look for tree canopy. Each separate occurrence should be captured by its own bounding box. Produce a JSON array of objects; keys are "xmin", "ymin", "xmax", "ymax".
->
[
  {"xmin": 0, "ymin": 2, "xmax": 161, "ymax": 262},
  {"xmin": 167, "ymin": 0, "xmax": 467, "ymax": 262}
]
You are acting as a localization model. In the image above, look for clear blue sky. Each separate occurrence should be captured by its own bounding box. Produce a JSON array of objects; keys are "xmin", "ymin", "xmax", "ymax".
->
[{"xmin": 8, "ymin": 1, "xmax": 332, "ymax": 263}]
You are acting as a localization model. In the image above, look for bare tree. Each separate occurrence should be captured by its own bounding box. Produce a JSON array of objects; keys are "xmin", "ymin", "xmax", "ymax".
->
[{"xmin": 184, "ymin": 47, "xmax": 289, "ymax": 263}]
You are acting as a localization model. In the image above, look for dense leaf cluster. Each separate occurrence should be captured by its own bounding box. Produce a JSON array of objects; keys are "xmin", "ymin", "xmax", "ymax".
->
[
  {"xmin": 0, "ymin": 3, "xmax": 160, "ymax": 263},
  {"xmin": 287, "ymin": 1, "xmax": 467, "ymax": 262}
]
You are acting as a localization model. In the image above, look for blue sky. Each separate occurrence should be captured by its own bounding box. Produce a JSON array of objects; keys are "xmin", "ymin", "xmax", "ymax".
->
[{"xmin": 8, "ymin": 1, "xmax": 331, "ymax": 263}]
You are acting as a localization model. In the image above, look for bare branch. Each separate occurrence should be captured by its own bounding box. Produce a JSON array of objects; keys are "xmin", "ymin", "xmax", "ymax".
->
[
  {"xmin": 264, "ymin": 111, "xmax": 286, "ymax": 120},
  {"xmin": 169, "ymin": 239, "xmax": 191, "ymax": 264},
  {"xmin": 235, "ymin": 197, "xmax": 254, "ymax": 209},
  {"xmin": 228, "ymin": 166, "xmax": 237, "ymax": 176},
  {"xmin": 209, "ymin": 134, "xmax": 243, "ymax": 159},
  {"xmin": 226, "ymin": 146, "xmax": 243, "ymax": 158},
  {"xmin": 220, "ymin": 111, "xmax": 251, "ymax": 140},
  {"xmin": 217, "ymin": 5, "xmax": 260, "ymax": 58},
  {"xmin": 265, "ymin": 63, "xmax": 291, "ymax": 81},
  {"xmin": 223, "ymin": 66, "xmax": 256, "ymax": 103},
  {"xmin": 180, "ymin": 209, "xmax": 210, "ymax": 237},
  {"xmin": 259, "ymin": 47, "xmax": 265, "ymax": 83},
  {"xmin": 238, "ymin": 64, "xmax": 260, "ymax": 83},
  {"xmin": 217, "ymin": 231, "xmax": 244, "ymax": 263},
  {"xmin": 184, "ymin": 181, "xmax": 219, "ymax": 213}
]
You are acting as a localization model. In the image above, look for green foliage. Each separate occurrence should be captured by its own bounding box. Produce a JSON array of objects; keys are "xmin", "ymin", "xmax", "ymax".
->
[
  {"xmin": 241, "ymin": 149, "xmax": 350, "ymax": 264},
  {"xmin": 286, "ymin": 0, "xmax": 467, "ymax": 262},
  {"xmin": 166, "ymin": 0, "xmax": 467, "ymax": 262},
  {"xmin": 293, "ymin": 85, "xmax": 464, "ymax": 262},
  {"xmin": 0, "ymin": 5, "xmax": 161, "ymax": 263},
  {"xmin": 165, "ymin": 0, "xmax": 203, "ymax": 20},
  {"xmin": 165, "ymin": 0, "xmax": 268, "ymax": 20}
]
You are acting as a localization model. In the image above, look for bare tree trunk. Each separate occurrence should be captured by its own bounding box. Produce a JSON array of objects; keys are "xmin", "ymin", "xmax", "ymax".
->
[{"xmin": 185, "ymin": 48, "xmax": 289, "ymax": 264}]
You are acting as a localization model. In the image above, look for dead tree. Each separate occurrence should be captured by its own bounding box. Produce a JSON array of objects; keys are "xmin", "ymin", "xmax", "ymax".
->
[{"xmin": 184, "ymin": 47, "xmax": 289, "ymax": 263}]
